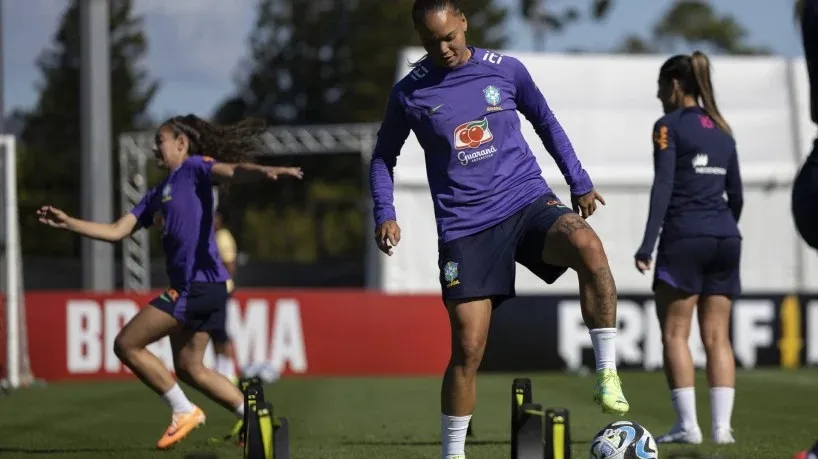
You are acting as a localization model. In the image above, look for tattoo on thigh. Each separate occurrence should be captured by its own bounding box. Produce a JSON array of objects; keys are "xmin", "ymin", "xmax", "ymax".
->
[{"xmin": 554, "ymin": 213, "xmax": 591, "ymax": 236}]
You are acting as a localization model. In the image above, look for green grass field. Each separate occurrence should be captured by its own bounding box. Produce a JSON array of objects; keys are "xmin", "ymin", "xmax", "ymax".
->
[{"xmin": 0, "ymin": 369, "xmax": 814, "ymax": 458}]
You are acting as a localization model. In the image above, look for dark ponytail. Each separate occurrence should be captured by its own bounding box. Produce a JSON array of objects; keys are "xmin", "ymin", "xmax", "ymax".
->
[
  {"xmin": 162, "ymin": 114, "xmax": 267, "ymax": 164},
  {"xmin": 162, "ymin": 114, "xmax": 268, "ymax": 191}
]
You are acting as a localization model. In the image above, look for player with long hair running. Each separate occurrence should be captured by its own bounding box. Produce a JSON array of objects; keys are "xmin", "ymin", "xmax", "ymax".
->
[
  {"xmin": 635, "ymin": 52, "xmax": 743, "ymax": 445},
  {"xmin": 370, "ymin": 1, "xmax": 628, "ymax": 457},
  {"xmin": 37, "ymin": 114, "xmax": 303, "ymax": 449}
]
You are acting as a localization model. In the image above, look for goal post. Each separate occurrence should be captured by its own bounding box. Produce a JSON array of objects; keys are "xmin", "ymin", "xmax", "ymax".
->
[{"xmin": 0, "ymin": 135, "xmax": 34, "ymax": 390}]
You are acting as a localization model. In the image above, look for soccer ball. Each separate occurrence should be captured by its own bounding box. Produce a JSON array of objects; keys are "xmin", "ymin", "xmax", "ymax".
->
[
  {"xmin": 590, "ymin": 420, "xmax": 658, "ymax": 459},
  {"xmin": 241, "ymin": 362, "xmax": 281, "ymax": 384}
]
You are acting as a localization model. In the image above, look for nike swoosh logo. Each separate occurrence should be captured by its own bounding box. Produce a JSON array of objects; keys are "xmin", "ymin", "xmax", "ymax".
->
[{"xmin": 428, "ymin": 104, "xmax": 444, "ymax": 115}]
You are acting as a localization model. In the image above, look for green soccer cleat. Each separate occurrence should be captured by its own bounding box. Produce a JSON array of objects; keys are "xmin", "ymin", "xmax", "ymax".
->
[
  {"xmin": 593, "ymin": 369, "xmax": 630, "ymax": 416},
  {"xmin": 208, "ymin": 418, "xmax": 244, "ymax": 446}
]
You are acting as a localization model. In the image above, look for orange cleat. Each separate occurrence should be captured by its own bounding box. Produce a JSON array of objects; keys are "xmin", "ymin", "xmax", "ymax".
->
[{"xmin": 156, "ymin": 406, "xmax": 206, "ymax": 450}]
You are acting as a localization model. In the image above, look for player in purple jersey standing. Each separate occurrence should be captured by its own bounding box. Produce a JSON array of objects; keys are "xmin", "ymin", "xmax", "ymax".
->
[
  {"xmin": 36, "ymin": 114, "xmax": 303, "ymax": 449},
  {"xmin": 635, "ymin": 52, "xmax": 742, "ymax": 445},
  {"xmin": 369, "ymin": 1, "xmax": 628, "ymax": 458}
]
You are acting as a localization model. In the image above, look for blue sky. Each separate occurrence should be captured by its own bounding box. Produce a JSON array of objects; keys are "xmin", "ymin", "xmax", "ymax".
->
[{"xmin": 3, "ymin": 0, "xmax": 805, "ymax": 121}]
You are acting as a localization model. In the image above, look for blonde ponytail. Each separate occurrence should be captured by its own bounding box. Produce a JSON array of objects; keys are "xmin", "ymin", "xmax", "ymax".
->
[{"xmin": 690, "ymin": 51, "xmax": 732, "ymax": 135}]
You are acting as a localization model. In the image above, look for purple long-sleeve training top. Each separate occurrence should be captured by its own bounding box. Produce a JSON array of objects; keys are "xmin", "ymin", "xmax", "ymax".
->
[
  {"xmin": 369, "ymin": 47, "xmax": 594, "ymax": 243},
  {"xmin": 130, "ymin": 155, "xmax": 229, "ymax": 290}
]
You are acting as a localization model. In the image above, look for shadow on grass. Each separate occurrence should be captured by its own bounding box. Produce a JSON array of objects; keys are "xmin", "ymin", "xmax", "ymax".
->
[
  {"xmin": 0, "ymin": 446, "xmax": 147, "ymax": 455},
  {"xmin": 0, "ymin": 446, "xmax": 223, "ymax": 458},
  {"xmin": 340, "ymin": 439, "xmax": 594, "ymax": 447}
]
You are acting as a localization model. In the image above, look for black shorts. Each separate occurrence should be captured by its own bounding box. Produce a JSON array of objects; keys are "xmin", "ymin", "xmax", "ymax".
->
[
  {"xmin": 209, "ymin": 289, "xmax": 232, "ymax": 344},
  {"xmin": 150, "ymin": 282, "xmax": 228, "ymax": 332},
  {"xmin": 654, "ymin": 236, "xmax": 741, "ymax": 297},
  {"xmin": 793, "ymin": 145, "xmax": 818, "ymax": 249},
  {"xmin": 437, "ymin": 193, "xmax": 574, "ymax": 306}
]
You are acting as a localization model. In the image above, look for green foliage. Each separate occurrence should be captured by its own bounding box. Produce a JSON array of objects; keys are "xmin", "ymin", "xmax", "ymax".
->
[
  {"xmin": 537, "ymin": 0, "xmax": 775, "ymax": 55},
  {"xmin": 520, "ymin": 0, "xmax": 613, "ymax": 50},
  {"xmin": 612, "ymin": 0, "xmax": 771, "ymax": 55},
  {"xmin": 17, "ymin": 0, "xmax": 157, "ymax": 257},
  {"xmin": 215, "ymin": 0, "xmax": 507, "ymax": 125},
  {"xmin": 220, "ymin": 154, "xmax": 365, "ymax": 263},
  {"xmin": 212, "ymin": 0, "xmax": 508, "ymax": 262},
  {"xmin": 521, "ymin": 0, "xmax": 576, "ymax": 25}
]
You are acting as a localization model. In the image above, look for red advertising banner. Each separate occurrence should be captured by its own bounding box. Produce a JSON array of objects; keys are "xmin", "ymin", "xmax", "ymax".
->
[
  {"xmin": 24, "ymin": 290, "xmax": 451, "ymax": 382},
  {"xmin": 23, "ymin": 290, "xmax": 810, "ymax": 382}
]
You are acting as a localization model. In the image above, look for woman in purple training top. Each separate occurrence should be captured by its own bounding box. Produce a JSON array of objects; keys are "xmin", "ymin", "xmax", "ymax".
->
[{"xmin": 37, "ymin": 114, "xmax": 303, "ymax": 449}]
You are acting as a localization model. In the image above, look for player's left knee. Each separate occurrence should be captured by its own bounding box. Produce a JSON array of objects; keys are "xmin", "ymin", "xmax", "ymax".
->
[
  {"xmin": 454, "ymin": 334, "xmax": 487, "ymax": 371},
  {"xmin": 700, "ymin": 325, "xmax": 730, "ymax": 350},
  {"xmin": 661, "ymin": 320, "xmax": 691, "ymax": 344},
  {"xmin": 112, "ymin": 332, "xmax": 137, "ymax": 363},
  {"xmin": 570, "ymin": 231, "xmax": 607, "ymax": 271}
]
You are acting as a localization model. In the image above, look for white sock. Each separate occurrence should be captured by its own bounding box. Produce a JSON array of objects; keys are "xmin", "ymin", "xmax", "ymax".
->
[
  {"xmin": 589, "ymin": 328, "xmax": 617, "ymax": 371},
  {"xmin": 671, "ymin": 387, "xmax": 699, "ymax": 430},
  {"xmin": 710, "ymin": 387, "xmax": 734, "ymax": 431},
  {"xmin": 161, "ymin": 383, "xmax": 195, "ymax": 414},
  {"xmin": 234, "ymin": 402, "xmax": 245, "ymax": 419},
  {"xmin": 441, "ymin": 414, "xmax": 471, "ymax": 458},
  {"xmin": 216, "ymin": 355, "xmax": 237, "ymax": 380}
]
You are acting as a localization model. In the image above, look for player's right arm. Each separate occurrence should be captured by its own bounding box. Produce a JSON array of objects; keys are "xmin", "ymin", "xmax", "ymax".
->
[
  {"xmin": 634, "ymin": 119, "xmax": 677, "ymax": 272},
  {"xmin": 36, "ymin": 187, "xmax": 157, "ymax": 242},
  {"xmin": 370, "ymin": 86, "xmax": 410, "ymax": 255},
  {"xmin": 37, "ymin": 208, "xmax": 140, "ymax": 242}
]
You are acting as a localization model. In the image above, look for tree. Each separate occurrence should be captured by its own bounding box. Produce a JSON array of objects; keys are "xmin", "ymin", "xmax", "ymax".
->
[
  {"xmin": 215, "ymin": 0, "xmax": 507, "ymax": 125},
  {"xmin": 610, "ymin": 1, "xmax": 771, "ymax": 55},
  {"xmin": 212, "ymin": 0, "xmax": 508, "ymax": 266},
  {"xmin": 520, "ymin": 0, "xmax": 612, "ymax": 51},
  {"xmin": 613, "ymin": 35, "xmax": 656, "ymax": 54},
  {"xmin": 18, "ymin": 0, "xmax": 158, "ymax": 257}
]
